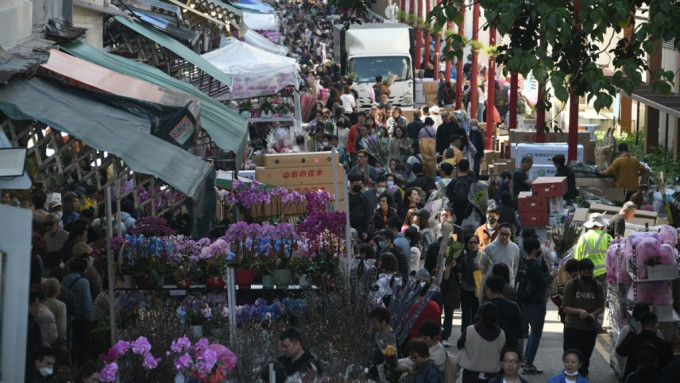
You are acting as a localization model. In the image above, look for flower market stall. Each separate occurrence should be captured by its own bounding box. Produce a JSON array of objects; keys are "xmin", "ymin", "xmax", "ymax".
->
[
  {"xmin": 604, "ymin": 225, "xmax": 680, "ymax": 377},
  {"xmin": 100, "ymin": 177, "xmax": 362, "ymax": 381},
  {"xmin": 201, "ymin": 37, "xmax": 302, "ymax": 136}
]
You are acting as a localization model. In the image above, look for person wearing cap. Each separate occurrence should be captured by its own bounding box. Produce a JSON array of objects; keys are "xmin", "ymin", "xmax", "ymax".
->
[
  {"xmin": 68, "ymin": 242, "xmax": 102, "ymax": 301},
  {"xmin": 573, "ymin": 212, "xmax": 612, "ymax": 315},
  {"xmin": 607, "ymin": 201, "xmax": 637, "ymax": 239},
  {"xmin": 552, "ymin": 154, "xmax": 579, "ymax": 204}
]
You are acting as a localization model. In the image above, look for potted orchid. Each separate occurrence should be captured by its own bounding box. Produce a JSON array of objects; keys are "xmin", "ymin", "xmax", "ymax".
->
[{"xmin": 199, "ymin": 238, "xmax": 232, "ymax": 289}]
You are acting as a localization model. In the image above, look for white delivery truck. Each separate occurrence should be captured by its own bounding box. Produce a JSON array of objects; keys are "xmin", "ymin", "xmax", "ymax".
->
[{"xmin": 333, "ymin": 23, "xmax": 415, "ymax": 109}]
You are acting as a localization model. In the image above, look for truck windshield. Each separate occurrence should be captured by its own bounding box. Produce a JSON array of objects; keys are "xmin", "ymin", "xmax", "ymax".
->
[{"xmin": 348, "ymin": 56, "xmax": 412, "ymax": 83}]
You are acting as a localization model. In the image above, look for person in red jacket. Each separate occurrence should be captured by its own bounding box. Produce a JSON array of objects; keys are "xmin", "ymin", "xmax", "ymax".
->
[
  {"xmin": 346, "ymin": 111, "xmax": 366, "ymax": 166},
  {"xmin": 406, "ymin": 270, "xmax": 442, "ymax": 341}
]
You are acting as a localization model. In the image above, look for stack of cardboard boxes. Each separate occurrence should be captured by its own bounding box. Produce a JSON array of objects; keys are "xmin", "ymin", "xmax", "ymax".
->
[
  {"xmin": 423, "ymin": 81, "xmax": 438, "ymax": 106},
  {"xmin": 250, "ymin": 152, "xmax": 346, "ymax": 217},
  {"xmin": 518, "ymin": 176, "xmax": 568, "ymax": 227}
]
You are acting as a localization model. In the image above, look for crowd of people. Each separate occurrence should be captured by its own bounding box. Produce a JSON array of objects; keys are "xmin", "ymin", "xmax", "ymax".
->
[
  {"xmin": 5, "ymin": 0, "xmax": 678, "ymax": 382},
  {"xmin": 4, "ymin": 185, "xmax": 137, "ymax": 382}
]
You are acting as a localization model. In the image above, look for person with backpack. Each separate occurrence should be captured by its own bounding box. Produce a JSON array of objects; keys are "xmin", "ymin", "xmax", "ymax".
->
[
  {"xmin": 518, "ymin": 237, "xmax": 556, "ymax": 376},
  {"xmin": 561, "ymin": 258, "xmax": 606, "ymax": 378},
  {"xmin": 445, "ymin": 159, "xmax": 474, "ymax": 226}
]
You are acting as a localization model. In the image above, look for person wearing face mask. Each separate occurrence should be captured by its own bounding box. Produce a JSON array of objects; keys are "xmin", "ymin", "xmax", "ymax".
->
[
  {"xmin": 348, "ymin": 173, "xmax": 372, "ymax": 241},
  {"xmin": 546, "ymin": 349, "xmax": 590, "ymax": 383},
  {"xmin": 26, "ymin": 347, "xmax": 57, "ymax": 382},
  {"xmin": 562, "ymin": 259, "xmax": 605, "ymax": 379},
  {"xmin": 483, "ymin": 223, "xmax": 520, "ymax": 284},
  {"xmin": 364, "ymin": 175, "xmax": 393, "ymax": 211},
  {"xmin": 474, "ymin": 205, "xmax": 501, "ymax": 251}
]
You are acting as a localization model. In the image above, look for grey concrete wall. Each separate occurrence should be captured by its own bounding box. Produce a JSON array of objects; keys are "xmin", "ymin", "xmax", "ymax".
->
[{"xmin": 0, "ymin": 0, "xmax": 34, "ymax": 49}]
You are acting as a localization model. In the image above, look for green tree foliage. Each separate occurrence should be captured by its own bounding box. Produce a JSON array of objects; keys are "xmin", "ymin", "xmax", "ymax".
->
[{"xmin": 330, "ymin": 0, "xmax": 680, "ymax": 113}]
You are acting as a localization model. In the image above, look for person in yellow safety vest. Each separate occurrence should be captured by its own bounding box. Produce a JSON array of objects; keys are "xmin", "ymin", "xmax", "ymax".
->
[{"xmin": 573, "ymin": 212, "xmax": 612, "ymax": 332}]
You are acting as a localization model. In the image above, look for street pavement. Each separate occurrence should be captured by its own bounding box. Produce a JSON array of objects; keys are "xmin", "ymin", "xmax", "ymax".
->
[{"xmin": 444, "ymin": 301, "xmax": 620, "ymax": 383}]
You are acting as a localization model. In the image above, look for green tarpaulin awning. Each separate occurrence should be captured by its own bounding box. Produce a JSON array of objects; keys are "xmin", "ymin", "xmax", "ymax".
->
[
  {"xmin": 0, "ymin": 77, "xmax": 216, "ymax": 237},
  {"xmin": 59, "ymin": 39, "xmax": 249, "ymax": 169}
]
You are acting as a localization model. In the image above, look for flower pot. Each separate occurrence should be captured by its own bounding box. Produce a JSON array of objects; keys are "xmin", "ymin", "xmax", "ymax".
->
[
  {"xmin": 262, "ymin": 274, "xmax": 274, "ymax": 289},
  {"xmin": 206, "ymin": 277, "xmax": 226, "ymax": 289},
  {"xmin": 116, "ymin": 274, "xmax": 135, "ymax": 289},
  {"xmin": 299, "ymin": 273, "xmax": 311, "ymax": 287},
  {"xmin": 189, "ymin": 324, "xmax": 203, "ymax": 338},
  {"xmin": 272, "ymin": 269, "xmax": 293, "ymax": 287},
  {"xmin": 261, "ymin": 110, "xmax": 273, "ymax": 118},
  {"xmin": 234, "ymin": 269, "xmax": 255, "ymax": 290},
  {"xmin": 176, "ymin": 276, "xmax": 193, "ymax": 289}
]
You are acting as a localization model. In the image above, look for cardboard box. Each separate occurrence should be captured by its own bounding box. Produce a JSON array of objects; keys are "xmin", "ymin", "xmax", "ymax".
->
[
  {"xmin": 519, "ymin": 211, "xmax": 549, "ymax": 227},
  {"xmin": 251, "ymin": 155, "xmax": 265, "ymax": 167},
  {"xmin": 548, "ymin": 196, "xmax": 564, "ymax": 214},
  {"xmin": 647, "ymin": 264, "xmax": 679, "ymax": 280},
  {"xmin": 485, "ymin": 150, "xmax": 501, "ymax": 162},
  {"xmin": 262, "ymin": 152, "xmax": 340, "ymax": 168},
  {"xmin": 249, "ymin": 194, "xmax": 347, "ymax": 218},
  {"xmin": 518, "ymin": 192, "xmax": 548, "ymax": 212},
  {"xmin": 423, "ymin": 81, "xmax": 439, "ymax": 93},
  {"xmin": 575, "ymin": 178, "xmax": 617, "ymax": 188},
  {"xmin": 532, "ymin": 177, "xmax": 568, "ymax": 198},
  {"xmin": 572, "ymin": 208, "xmax": 590, "ymax": 224},
  {"xmin": 256, "ymin": 165, "xmax": 343, "ymax": 186}
]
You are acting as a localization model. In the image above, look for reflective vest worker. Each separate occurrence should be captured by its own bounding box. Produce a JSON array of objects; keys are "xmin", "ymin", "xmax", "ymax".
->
[{"xmin": 573, "ymin": 213, "xmax": 611, "ymax": 279}]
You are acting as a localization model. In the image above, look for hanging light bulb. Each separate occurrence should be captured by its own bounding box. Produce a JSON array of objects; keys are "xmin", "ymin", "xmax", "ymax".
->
[{"xmin": 210, "ymin": 11, "xmax": 216, "ymax": 16}]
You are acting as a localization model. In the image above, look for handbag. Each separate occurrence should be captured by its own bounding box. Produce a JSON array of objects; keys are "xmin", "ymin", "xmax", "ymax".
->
[{"xmin": 472, "ymin": 251, "xmax": 484, "ymax": 298}]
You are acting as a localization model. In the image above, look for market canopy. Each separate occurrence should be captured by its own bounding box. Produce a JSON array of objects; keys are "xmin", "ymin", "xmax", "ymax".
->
[
  {"xmin": 0, "ymin": 77, "xmax": 213, "ymax": 201},
  {"xmin": 40, "ymin": 49, "xmax": 202, "ymax": 125},
  {"xmin": 242, "ymin": 11, "xmax": 278, "ymax": 31},
  {"xmin": 243, "ymin": 29, "xmax": 287, "ymax": 56},
  {"xmin": 231, "ymin": 0, "xmax": 275, "ymax": 13},
  {"xmin": 202, "ymin": 37, "xmax": 299, "ymax": 99},
  {"xmin": 59, "ymin": 40, "xmax": 249, "ymax": 169}
]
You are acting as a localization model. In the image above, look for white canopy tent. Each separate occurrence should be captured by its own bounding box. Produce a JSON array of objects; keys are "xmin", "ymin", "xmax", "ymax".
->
[
  {"xmin": 201, "ymin": 38, "xmax": 301, "ymax": 132},
  {"xmin": 242, "ymin": 11, "xmax": 278, "ymax": 31},
  {"xmin": 243, "ymin": 29, "xmax": 287, "ymax": 56}
]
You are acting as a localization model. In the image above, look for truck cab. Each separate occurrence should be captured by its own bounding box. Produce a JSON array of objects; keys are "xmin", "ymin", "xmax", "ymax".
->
[{"xmin": 333, "ymin": 23, "xmax": 415, "ymax": 109}]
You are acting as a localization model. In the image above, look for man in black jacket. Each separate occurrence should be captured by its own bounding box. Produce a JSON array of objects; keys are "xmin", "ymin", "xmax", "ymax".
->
[
  {"xmin": 278, "ymin": 328, "xmax": 321, "ymax": 379},
  {"xmin": 406, "ymin": 110, "xmax": 424, "ymax": 141},
  {"xmin": 348, "ymin": 173, "xmax": 372, "ymax": 240},
  {"xmin": 616, "ymin": 312, "xmax": 674, "ymax": 381},
  {"xmin": 435, "ymin": 111, "xmax": 460, "ymax": 154}
]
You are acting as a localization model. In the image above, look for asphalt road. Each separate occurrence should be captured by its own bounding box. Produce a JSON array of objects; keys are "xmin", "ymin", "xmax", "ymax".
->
[{"xmin": 444, "ymin": 301, "xmax": 620, "ymax": 383}]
